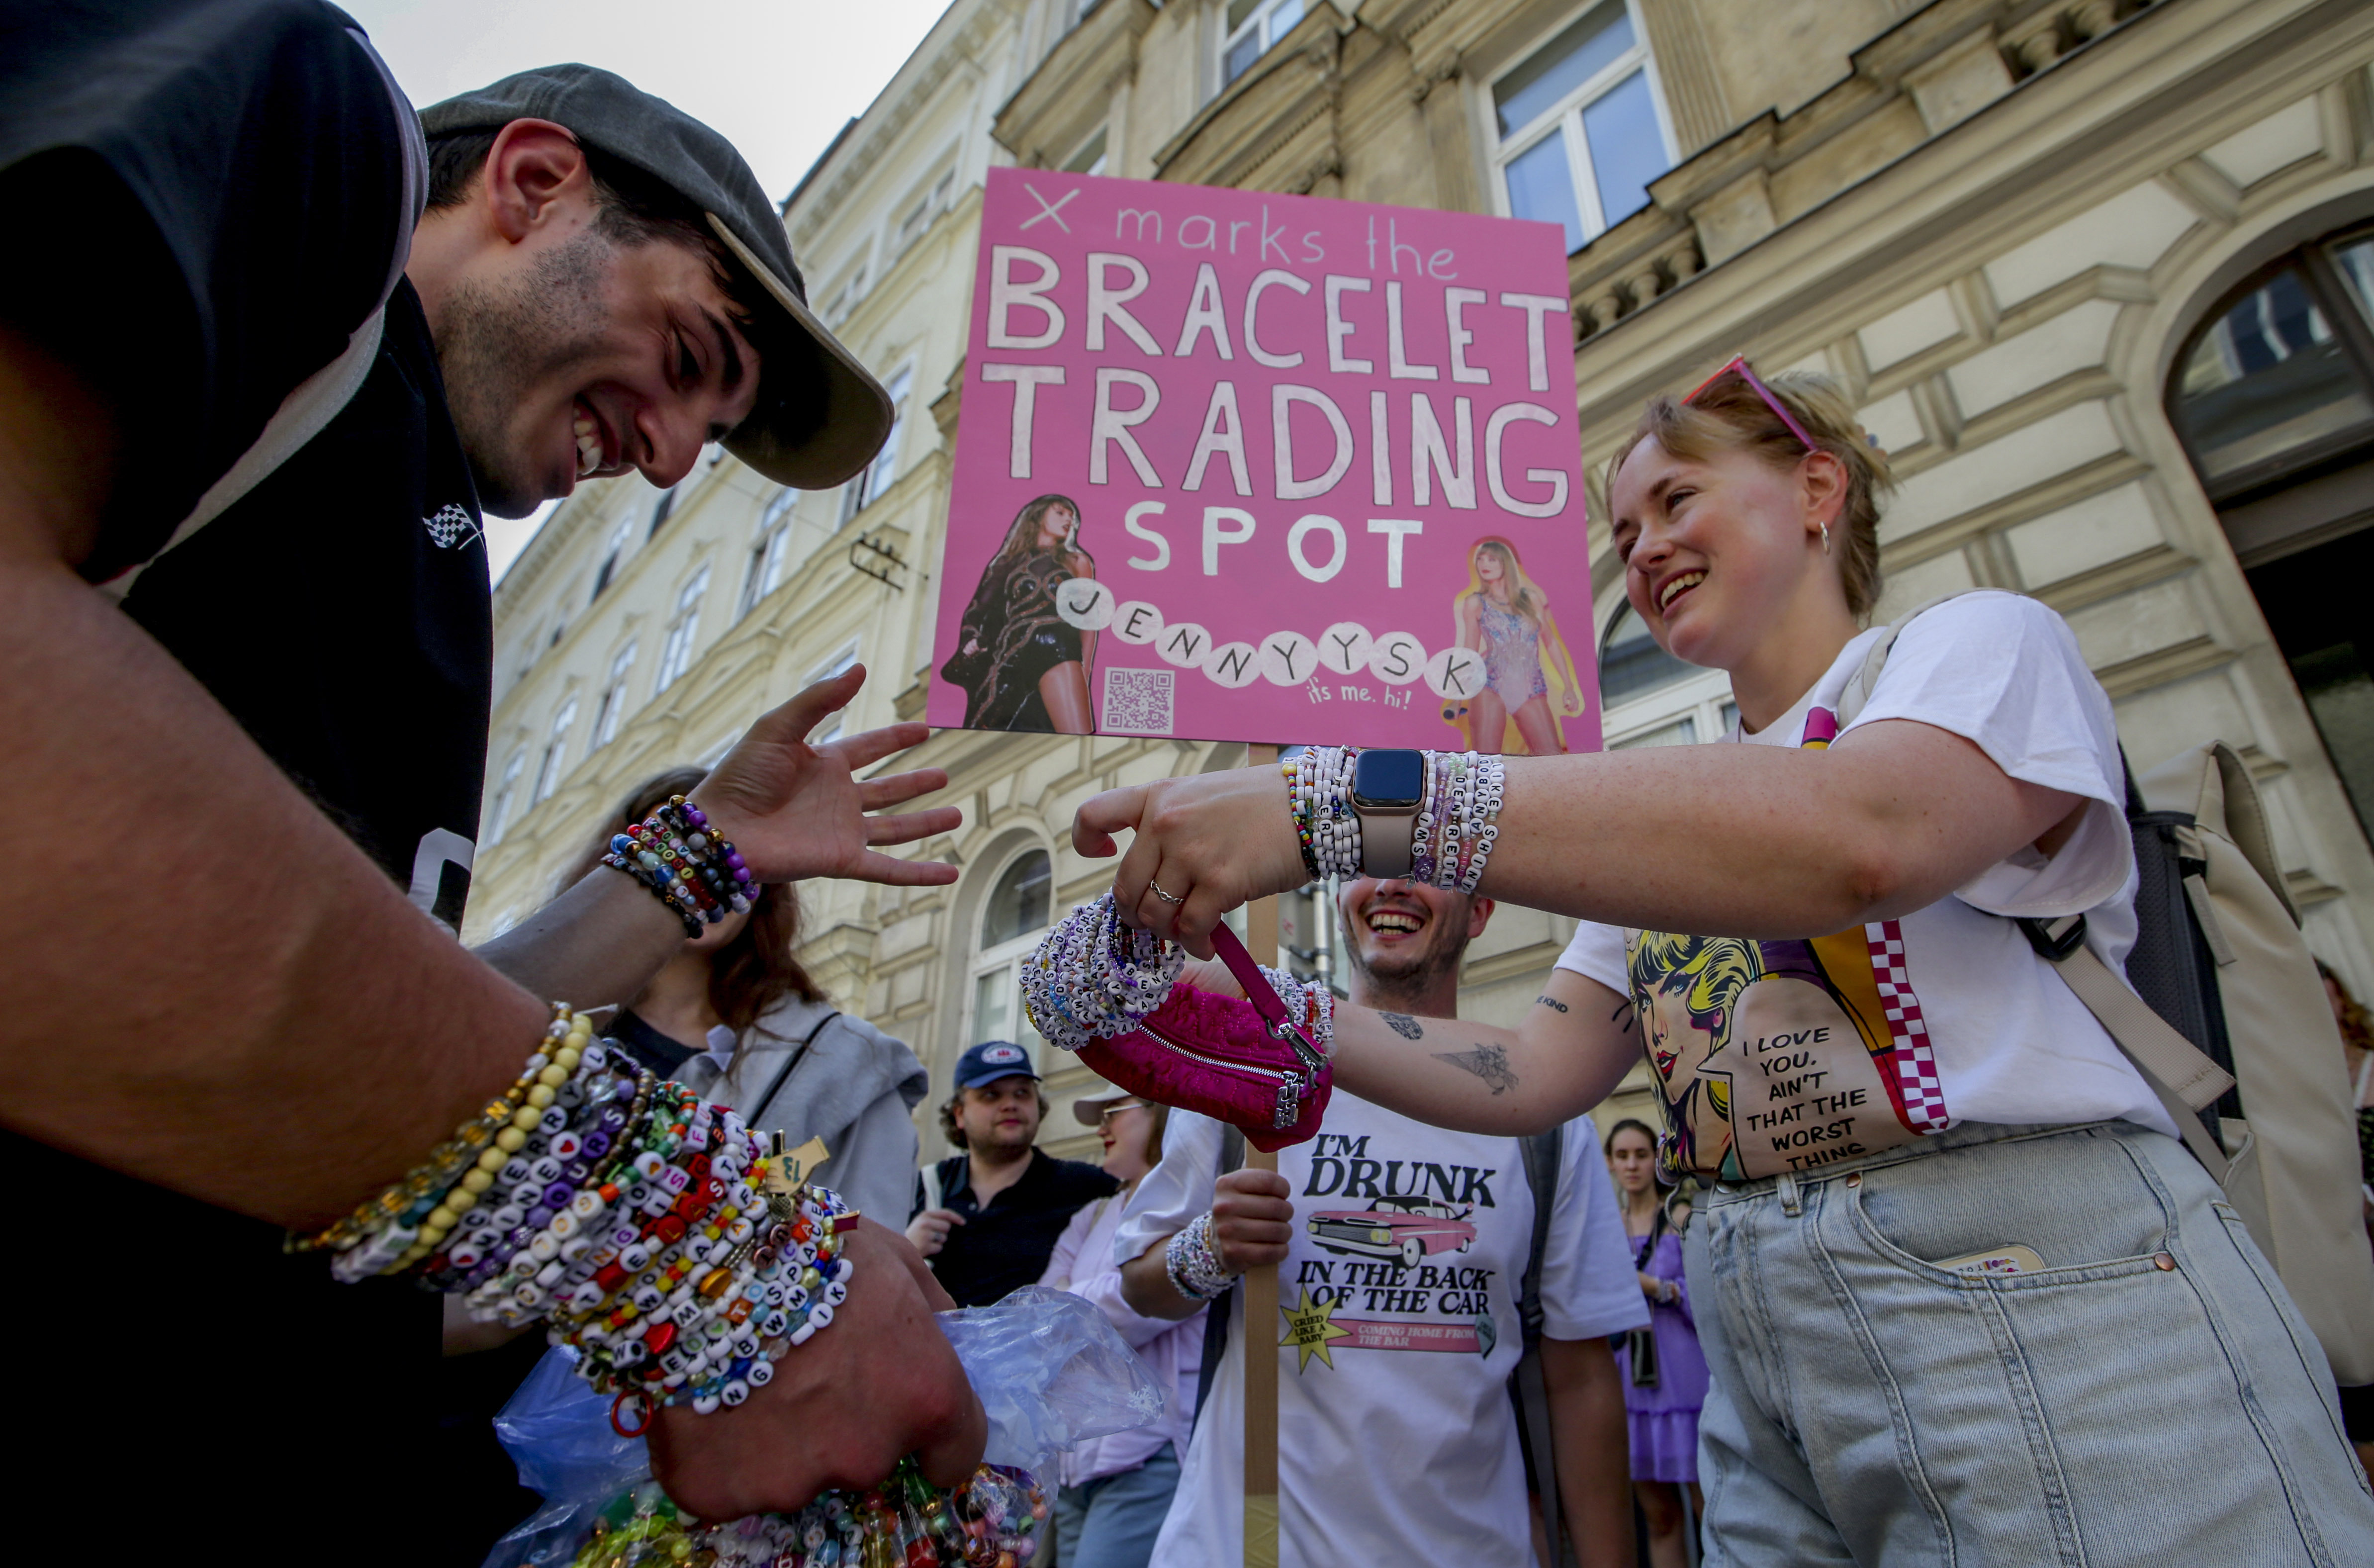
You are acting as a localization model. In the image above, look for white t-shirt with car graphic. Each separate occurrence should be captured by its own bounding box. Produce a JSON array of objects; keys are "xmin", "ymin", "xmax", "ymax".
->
[{"xmin": 1113, "ymin": 1097, "xmax": 1645, "ymax": 1568}]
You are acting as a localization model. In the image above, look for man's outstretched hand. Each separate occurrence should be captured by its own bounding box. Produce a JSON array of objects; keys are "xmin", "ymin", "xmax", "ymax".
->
[
  {"xmin": 692, "ymin": 665, "xmax": 959, "ymax": 888},
  {"xmin": 648, "ymin": 1218, "xmax": 987, "ymax": 1519}
]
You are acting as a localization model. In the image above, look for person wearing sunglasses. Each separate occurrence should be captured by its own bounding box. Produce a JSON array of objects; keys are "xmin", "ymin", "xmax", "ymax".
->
[{"xmin": 1066, "ymin": 361, "xmax": 2374, "ymax": 1561}]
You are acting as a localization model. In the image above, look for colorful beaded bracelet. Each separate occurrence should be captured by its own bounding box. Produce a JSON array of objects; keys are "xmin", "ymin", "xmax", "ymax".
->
[{"xmin": 602, "ymin": 794, "xmax": 754, "ymax": 937}]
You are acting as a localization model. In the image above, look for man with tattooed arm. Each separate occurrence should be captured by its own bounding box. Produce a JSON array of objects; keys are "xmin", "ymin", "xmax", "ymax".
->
[{"xmin": 1107, "ymin": 875, "xmax": 1646, "ymax": 1567}]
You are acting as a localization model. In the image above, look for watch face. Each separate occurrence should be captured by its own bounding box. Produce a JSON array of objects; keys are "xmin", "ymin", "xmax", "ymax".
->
[{"xmin": 1352, "ymin": 748, "xmax": 1425, "ymax": 809}]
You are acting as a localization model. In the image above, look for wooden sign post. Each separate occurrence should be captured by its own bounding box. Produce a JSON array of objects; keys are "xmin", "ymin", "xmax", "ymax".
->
[{"xmin": 1242, "ymin": 745, "xmax": 1281, "ymax": 1568}]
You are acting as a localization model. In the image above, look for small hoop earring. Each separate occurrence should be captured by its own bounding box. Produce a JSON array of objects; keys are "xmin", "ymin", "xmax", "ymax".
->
[{"xmin": 1820, "ymin": 520, "xmax": 1832, "ymax": 554}]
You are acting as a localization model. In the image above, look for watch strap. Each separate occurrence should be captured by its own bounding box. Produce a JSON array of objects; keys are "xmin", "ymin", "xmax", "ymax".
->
[{"xmin": 1359, "ymin": 808, "xmax": 1415, "ymax": 878}]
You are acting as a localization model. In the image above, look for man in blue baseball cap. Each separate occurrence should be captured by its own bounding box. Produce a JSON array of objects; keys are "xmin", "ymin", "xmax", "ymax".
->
[{"xmin": 909, "ymin": 1042, "xmax": 1121, "ymax": 1306}]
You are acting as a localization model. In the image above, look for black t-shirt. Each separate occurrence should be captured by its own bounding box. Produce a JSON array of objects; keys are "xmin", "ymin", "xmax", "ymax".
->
[
  {"xmin": 1, "ymin": 0, "xmax": 411, "ymax": 573},
  {"xmin": 2, "ymin": 5, "xmax": 500, "ymax": 1559},
  {"xmin": 613, "ymin": 1009, "xmax": 704, "ymax": 1078},
  {"xmin": 914, "ymin": 1150, "xmax": 1120, "ymax": 1307}
]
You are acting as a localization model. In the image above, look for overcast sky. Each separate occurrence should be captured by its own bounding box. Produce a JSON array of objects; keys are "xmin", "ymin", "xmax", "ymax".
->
[{"xmin": 343, "ymin": 0, "xmax": 954, "ymax": 579}]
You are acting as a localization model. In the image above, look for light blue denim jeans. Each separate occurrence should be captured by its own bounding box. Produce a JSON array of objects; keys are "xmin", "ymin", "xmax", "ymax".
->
[
  {"xmin": 1053, "ymin": 1442, "xmax": 1180, "ymax": 1568},
  {"xmin": 1686, "ymin": 1119, "xmax": 2374, "ymax": 1566}
]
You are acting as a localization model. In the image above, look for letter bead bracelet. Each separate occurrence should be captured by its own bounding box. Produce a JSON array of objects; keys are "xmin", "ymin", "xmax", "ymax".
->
[
  {"xmin": 602, "ymin": 794, "xmax": 754, "ymax": 937},
  {"xmin": 1164, "ymin": 1211, "xmax": 1235, "ymax": 1302},
  {"xmin": 307, "ymin": 1002, "xmax": 855, "ymax": 1433},
  {"xmin": 1283, "ymin": 747, "xmax": 1503, "ymax": 892}
]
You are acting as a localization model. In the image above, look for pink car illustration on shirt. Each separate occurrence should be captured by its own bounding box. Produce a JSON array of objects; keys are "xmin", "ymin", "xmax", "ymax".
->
[{"xmin": 1307, "ymin": 1196, "xmax": 1477, "ymax": 1268}]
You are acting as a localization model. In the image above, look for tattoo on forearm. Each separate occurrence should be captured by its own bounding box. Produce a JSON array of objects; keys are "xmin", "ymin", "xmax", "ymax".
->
[
  {"xmin": 1534, "ymin": 995, "xmax": 1569, "ymax": 1013},
  {"xmin": 1432, "ymin": 1044, "xmax": 1519, "ymax": 1095},
  {"xmin": 1381, "ymin": 1012, "xmax": 1424, "ymax": 1040}
]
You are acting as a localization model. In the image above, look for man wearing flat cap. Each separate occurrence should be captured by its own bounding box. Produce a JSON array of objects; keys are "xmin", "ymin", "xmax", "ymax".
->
[{"xmin": 0, "ymin": 2, "xmax": 979, "ymax": 1554}]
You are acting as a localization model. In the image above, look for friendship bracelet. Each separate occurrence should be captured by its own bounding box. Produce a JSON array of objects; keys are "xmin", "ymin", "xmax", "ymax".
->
[
  {"xmin": 602, "ymin": 794, "xmax": 754, "ymax": 937},
  {"xmin": 563, "ymin": 1457, "xmax": 1049, "ymax": 1568},
  {"xmin": 1165, "ymin": 1211, "xmax": 1235, "ymax": 1302},
  {"xmin": 1282, "ymin": 747, "xmax": 1361, "ymax": 882},
  {"xmin": 314, "ymin": 1001, "xmax": 857, "ymax": 1428},
  {"xmin": 1020, "ymin": 894, "xmax": 1185, "ymax": 1054}
]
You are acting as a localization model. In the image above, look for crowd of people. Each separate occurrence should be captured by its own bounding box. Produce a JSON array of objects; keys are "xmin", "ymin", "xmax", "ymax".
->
[{"xmin": 9, "ymin": 5, "xmax": 2373, "ymax": 1566}]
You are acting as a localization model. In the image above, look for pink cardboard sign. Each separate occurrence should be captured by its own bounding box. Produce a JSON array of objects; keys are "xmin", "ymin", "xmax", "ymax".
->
[{"xmin": 930, "ymin": 169, "xmax": 1599, "ymax": 754}]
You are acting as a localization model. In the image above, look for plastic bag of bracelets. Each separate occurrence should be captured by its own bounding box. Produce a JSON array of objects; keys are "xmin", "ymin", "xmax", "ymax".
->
[{"xmin": 482, "ymin": 1287, "xmax": 1161, "ymax": 1567}]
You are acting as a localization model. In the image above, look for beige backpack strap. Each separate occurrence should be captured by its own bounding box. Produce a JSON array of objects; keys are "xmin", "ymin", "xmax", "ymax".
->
[
  {"xmin": 2030, "ymin": 915, "xmax": 2235, "ymax": 1176},
  {"xmin": 1831, "ymin": 591, "xmax": 1992, "ymax": 726}
]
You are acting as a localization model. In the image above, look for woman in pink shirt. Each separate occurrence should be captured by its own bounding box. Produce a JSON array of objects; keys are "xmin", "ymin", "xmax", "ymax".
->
[{"xmin": 1039, "ymin": 1089, "xmax": 1204, "ymax": 1568}]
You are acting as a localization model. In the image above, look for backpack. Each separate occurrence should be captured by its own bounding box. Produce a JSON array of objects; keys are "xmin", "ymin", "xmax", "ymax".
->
[{"xmin": 1839, "ymin": 596, "xmax": 2374, "ymax": 1387}]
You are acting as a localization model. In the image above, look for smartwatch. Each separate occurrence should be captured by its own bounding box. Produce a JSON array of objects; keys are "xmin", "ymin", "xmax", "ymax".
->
[{"xmin": 1350, "ymin": 749, "xmax": 1426, "ymax": 879}]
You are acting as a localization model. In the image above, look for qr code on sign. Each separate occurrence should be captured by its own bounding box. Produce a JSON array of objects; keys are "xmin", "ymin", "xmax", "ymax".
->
[{"xmin": 1101, "ymin": 667, "xmax": 1174, "ymax": 734}]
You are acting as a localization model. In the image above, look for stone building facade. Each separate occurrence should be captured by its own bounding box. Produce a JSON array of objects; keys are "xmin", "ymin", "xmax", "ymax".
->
[{"xmin": 472, "ymin": 0, "xmax": 2374, "ymax": 1160}]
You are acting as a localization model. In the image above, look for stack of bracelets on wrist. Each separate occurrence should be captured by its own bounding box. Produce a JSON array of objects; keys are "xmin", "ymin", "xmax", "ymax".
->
[
  {"xmin": 1020, "ymin": 894, "xmax": 1186, "ymax": 1054},
  {"xmin": 1282, "ymin": 746, "xmax": 1361, "ymax": 881},
  {"xmin": 1283, "ymin": 747, "xmax": 1504, "ymax": 892},
  {"xmin": 565, "ymin": 1458, "xmax": 1048, "ymax": 1568},
  {"xmin": 602, "ymin": 794, "xmax": 754, "ymax": 937},
  {"xmin": 1164, "ymin": 1212, "xmax": 1235, "ymax": 1301},
  {"xmin": 303, "ymin": 1002, "xmax": 857, "ymax": 1435}
]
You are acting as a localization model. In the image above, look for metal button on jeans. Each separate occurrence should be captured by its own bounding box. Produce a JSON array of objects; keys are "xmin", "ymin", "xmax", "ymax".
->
[
  {"xmin": 1847, "ymin": 1173, "xmax": 1862, "ymax": 1189},
  {"xmin": 2154, "ymin": 1252, "xmax": 2177, "ymax": 1271}
]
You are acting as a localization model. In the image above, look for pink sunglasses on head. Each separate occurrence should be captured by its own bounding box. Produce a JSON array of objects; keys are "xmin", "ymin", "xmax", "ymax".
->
[{"xmin": 1683, "ymin": 355, "xmax": 1819, "ymax": 453}]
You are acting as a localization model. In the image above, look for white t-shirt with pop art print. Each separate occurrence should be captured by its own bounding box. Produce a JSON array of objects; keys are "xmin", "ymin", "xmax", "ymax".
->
[
  {"xmin": 1557, "ymin": 590, "xmax": 2175, "ymax": 1181},
  {"xmin": 1113, "ymin": 1098, "xmax": 1645, "ymax": 1568}
]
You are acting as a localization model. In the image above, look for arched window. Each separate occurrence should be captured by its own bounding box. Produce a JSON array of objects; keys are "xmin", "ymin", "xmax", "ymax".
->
[
  {"xmin": 966, "ymin": 848, "xmax": 1054, "ymax": 1064},
  {"xmin": 1597, "ymin": 600, "xmax": 1732, "ymax": 747},
  {"xmin": 2169, "ymin": 226, "xmax": 2374, "ymax": 845}
]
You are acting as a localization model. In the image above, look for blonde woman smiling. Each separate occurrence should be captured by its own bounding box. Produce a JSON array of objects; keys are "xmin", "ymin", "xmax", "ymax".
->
[{"xmin": 1068, "ymin": 363, "xmax": 2374, "ymax": 1563}]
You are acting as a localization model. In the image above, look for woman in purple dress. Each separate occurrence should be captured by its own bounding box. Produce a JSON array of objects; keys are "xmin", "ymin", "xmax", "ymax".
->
[{"xmin": 1606, "ymin": 1118, "xmax": 1708, "ymax": 1568}]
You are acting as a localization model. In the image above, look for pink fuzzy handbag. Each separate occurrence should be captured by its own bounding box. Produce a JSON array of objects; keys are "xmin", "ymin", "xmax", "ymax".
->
[{"xmin": 1077, "ymin": 923, "xmax": 1333, "ymax": 1153}]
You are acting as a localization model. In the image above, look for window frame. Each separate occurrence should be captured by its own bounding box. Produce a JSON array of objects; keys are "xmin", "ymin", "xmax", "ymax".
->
[
  {"xmin": 840, "ymin": 362, "xmax": 916, "ymax": 523},
  {"xmin": 1595, "ymin": 596, "xmax": 1732, "ymax": 750},
  {"xmin": 485, "ymin": 749, "xmax": 528, "ymax": 846},
  {"xmin": 962, "ymin": 845, "xmax": 1056, "ymax": 1068},
  {"xmin": 531, "ymin": 696, "xmax": 579, "ymax": 805},
  {"xmin": 591, "ymin": 639, "xmax": 639, "ymax": 749},
  {"xmin": 2165, "ymin": 230, "xmax": 2374, "ymax": 506},
  {"xmin": 1221, "ymin": 0, "xmax": 1305, "ymax": 88},
  {"xmin": 589, "ymin": 515, "xmax": 634, "ymax": 602},
  {"xmin": 1482, "ymin": 0, "xmax": 1679, "ymax": 255},
  {"xmin": 740, "ymin": 487, "xmax": 800, "ymax": 619},
  {"xmin": 653, "ymin": 564, "xmax": 712, "ymax": 697}
]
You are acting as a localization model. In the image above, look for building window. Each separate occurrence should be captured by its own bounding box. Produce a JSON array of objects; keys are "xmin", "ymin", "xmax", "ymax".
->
[
  {"xmin": 1490, "ymin": 0, "xmax": 1672, "ymax": 254},
  {"xmin": 531, "ymin": 697, "xmax": 579, "ymax": 805},
  {"xmin": 805, "ymin": 642, "xmax": 861, "ymax": 747},
  {"xmin": 2168, "ymin": 226, "xmax": 2374, "ymax": 847},
  {"xmin": 647, "ymin": 484, "xmax": 679, "ymax": 540},
  {"xmin": 591, "ymin": 640, "xmax": 638, "ymax": 748},
  {"xmin": 841, "ymin": 366, "xmax": 913, "ymax": 523},
  {"xmin": 1597, "ymin": 600, "xmax": 1732, "ymax": 749},
  {"xmin": 589, "ymin": 516, "xmax": 633, "ymax": 602},
  {"xmin": 485, "ymin": 750, "xmax": 527, "ymax": 845},
  {"xmin": 653, "ymin": 565, "xmax": 711, "ymax": 696},
  {"xmin": 895, "ymin": 170, "xmax": 956, "ymax": 254},
  {"xmin": 1065, "ymin": 128, "xmax": 1109, "ymax": 177},
  {"xmin": 1223, "ymin": 0, "xmax": 1303, "ymax": 85},
  {"xmin": 740, "ymin": 488, "xmax": 799, "ymax": 618},
  {"xmin": 966, "ymin": 848, "xmax": 1054, "ymax": 1065}
]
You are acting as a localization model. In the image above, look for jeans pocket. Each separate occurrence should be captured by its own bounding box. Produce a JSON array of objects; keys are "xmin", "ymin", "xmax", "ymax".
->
[{"xmin": 1842, "ymin": 1134, "xmax": 2174, "ymax": 1287}]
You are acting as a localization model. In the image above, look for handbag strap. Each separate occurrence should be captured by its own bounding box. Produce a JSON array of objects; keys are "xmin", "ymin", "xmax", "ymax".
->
[
  {"xmin": 747, "ymin": 1010, "xmax": 841, "ymax": 1125},
  {"xmin": 1208, "ymin": 923, "xmax": 1288, "ymax": 1027}
]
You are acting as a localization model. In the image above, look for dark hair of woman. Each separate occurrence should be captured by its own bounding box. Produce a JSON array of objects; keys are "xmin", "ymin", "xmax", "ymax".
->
[
  {"xmin": 567, "ymin": 767, "xmax": 823, "ymax": 1038},
  {"xmin": 1603, "ymin": 1116, "xmax": 1659, "ymax": 1156}
]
